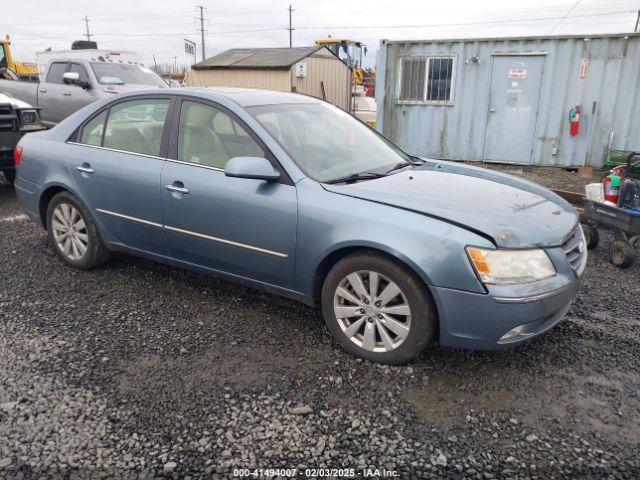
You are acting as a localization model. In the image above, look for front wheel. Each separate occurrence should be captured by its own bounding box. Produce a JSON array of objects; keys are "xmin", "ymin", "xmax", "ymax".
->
[
  {"xmin": 321, "ymin": 252, "xmax": 437, "ymax": 364},
  {"xmin": 46, "ymin": 191, "xmax": 110, "ymax": 269},
  {"xmin": 609, "ymin": 240, "xmax": 635, "ymax": 268}
]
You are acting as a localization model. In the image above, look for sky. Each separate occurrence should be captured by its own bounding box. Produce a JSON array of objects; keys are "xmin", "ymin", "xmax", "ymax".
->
[{"xmin": 4, "ymin": 0, "xmax": 640, "ymax": 69}]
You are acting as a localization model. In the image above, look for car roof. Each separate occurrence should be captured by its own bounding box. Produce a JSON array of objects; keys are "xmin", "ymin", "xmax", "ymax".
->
[{"xmin": 128, "ymin": 86, "xmax": 325, "ymax": 108}]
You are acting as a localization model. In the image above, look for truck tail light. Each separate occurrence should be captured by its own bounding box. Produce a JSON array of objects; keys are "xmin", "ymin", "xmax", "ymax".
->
[{"xmin": 13, "ymin": 146, "xmax": 23, "ymax": 166}]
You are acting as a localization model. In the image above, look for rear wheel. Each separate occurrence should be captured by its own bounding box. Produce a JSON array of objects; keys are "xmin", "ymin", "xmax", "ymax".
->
[
  {"xmin": 2, "ymin": 169, "xmax": 15, "ymax": 185},
  {"xmin": 609, "ymin": 240, "xmax": 635, "ymax": 268},
  {"xmin": 321, "ymin": 252, "xmax": 436, "ymax": 364},
  {"xmin": 46, "ymin": 192, "xmax": 110, "ymax": 269}
]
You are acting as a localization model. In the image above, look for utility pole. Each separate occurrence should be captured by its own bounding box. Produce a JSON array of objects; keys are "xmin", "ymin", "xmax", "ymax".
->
[
  {"xmin": 196, "ymin": 5, "xmax": 207, "ymax": 62},
  {"xmin": 288, "ymin": 5, "xmax": 294, "ymax": 48},
  {"xmin": 635, "ymin": 9, "xmax": 640, "ymax": 32},
  {"xmin": 173, "ymin": 56, "xmax": 178, "ymax": 73},
  {"xmin": 82, "ymin": 15, "xmax": 92, "ymax": 41}
]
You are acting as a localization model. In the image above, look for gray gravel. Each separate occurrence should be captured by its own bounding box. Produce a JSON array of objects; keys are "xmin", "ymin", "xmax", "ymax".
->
[{"xmin": 1, "ymin": 171, "xmax": 639, "ymax": 479}]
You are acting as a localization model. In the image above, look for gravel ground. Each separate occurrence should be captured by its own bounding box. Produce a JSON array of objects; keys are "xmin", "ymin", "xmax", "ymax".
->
[{"xmin": 1, "ymin": 169, "xmax": 639, "ymax": 479}]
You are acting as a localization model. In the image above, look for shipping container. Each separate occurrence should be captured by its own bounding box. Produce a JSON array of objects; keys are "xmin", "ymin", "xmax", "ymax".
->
[{"xmin": 375, "ymin": 33, "xmax": 640, "ymax": 168}]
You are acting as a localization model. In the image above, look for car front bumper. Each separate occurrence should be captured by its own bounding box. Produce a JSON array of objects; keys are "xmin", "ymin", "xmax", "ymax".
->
[{"xmin": 431, "ymin": 271, "xmax": 581, "ymax": 350}]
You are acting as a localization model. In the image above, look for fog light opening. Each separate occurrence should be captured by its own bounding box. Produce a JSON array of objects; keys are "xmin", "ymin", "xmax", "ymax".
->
[{"xmin": 500, "ymin": 324, "xmax": 527, "ymax": 341}]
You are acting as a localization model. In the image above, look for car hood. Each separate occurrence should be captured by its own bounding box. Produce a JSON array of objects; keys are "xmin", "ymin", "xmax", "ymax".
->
[
  {"xmin": 0, "ymin": 92, "xmax": 34, "ymax": 109},
  {"xmin": 322, "ymin": 160, "xmax": 578, "ymax": 248}
]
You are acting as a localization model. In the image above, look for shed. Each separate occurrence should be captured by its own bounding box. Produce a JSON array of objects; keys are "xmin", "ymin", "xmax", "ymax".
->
[
  {"xmin": 187, "ymin": 46, "xmax": 351, "ymax": 111},
  {"xmin": 375, "ymin": 33, "xmax": 640, "ymax": 168}
]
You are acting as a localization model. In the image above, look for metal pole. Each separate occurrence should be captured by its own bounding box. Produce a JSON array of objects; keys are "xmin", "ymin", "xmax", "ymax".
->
[
  {"xmin": 288, "ymin": 5, "xmax": 294, "ymax": 48},
  {"xmin": 82, "ymin": 16, "xmax": 92, "ymax": 41},
  {"xmin": 173, "ymin": 56, "xmax": 177, "ymax": 73},
  {"xmin": 197, "ymin": 5, "xmax": 206, "ymax": 62}
]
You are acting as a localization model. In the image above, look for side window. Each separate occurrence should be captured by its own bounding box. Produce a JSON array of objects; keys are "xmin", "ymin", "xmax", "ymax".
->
[
  {"xmin": 69, "ymin": 63, "xmax": 89, "ymax": 83},
  {"xmin": 46, "ymin": 62, "xmax": 68, "ymax": 84},
  {"xmin": 103, "ymin": 99, "xmax": 170, "ymax": 156},
  {"xmin": 178, "ymin": 101, "xmax": 264, "ymax": 169},
  {"xmin": 79, "ymin": 110, "xmax": 107, "ymax": 146}
]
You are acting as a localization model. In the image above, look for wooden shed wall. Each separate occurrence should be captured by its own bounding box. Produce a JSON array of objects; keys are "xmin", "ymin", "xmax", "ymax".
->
[
  {"xmin": 186, "ymin": 68, "xmax": 291, "ymax": 91},
  {"xmin": 290, "ymin": 53, "xmax": 350, "ymax": 110}
]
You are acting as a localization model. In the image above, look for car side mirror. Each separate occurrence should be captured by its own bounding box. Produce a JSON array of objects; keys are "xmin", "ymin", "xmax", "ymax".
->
[
  {"xmin": 63, "ymin": 71, "xmax": 90, "ymax": 89},
  {"xmin": 225, "ymin": 157, "xmax": 281, "ymax": 182}
]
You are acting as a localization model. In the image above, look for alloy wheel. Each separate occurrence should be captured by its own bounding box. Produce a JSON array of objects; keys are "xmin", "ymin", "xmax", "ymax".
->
[
  {"xmin": 333, "ymin": 270, "xmax": 412, "ymax": 352},
  {"xmin": 51, "ymin": 203, "xmax": 89, "ymax": 261}
]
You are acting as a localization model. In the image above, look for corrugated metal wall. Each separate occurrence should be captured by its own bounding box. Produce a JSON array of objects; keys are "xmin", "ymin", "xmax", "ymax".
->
[
  {"xmin": 376, "ymin": 34, "xmax": 640, "ymax": 167},
  {"xmin": 291, "ymin": 52, "xmax": 350, "ymax": 110}
]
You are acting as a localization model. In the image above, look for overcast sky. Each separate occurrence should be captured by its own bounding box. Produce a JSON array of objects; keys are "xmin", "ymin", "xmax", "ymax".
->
[{"xmin": 5, "ymin": 0, "xmax": 639, "ymax": 68}]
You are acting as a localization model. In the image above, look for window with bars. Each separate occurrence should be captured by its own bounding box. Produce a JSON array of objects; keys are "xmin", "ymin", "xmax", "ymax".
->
[{"xmin": 398, "ymin": 56, "xmax": 455, "ymax": 104}]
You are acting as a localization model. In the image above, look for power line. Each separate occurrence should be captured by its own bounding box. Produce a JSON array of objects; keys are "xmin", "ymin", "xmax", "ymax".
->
[
  {"xmin": 82, "ymin": 15, "xmax": 92, "ymax": 41},
  {"xmin": 549, "ymin": 0, "xmax": 583, "ymax": 34},
  {"xmin": 293, "ymin": 9, "xmax": 636, "ymax": 30},
  {"xmin": 288, "ymin": 5, "xmax": 295, "ymax": 48},
  {"xmin": 196, "ymin": 5, "xmax": 207, "ymax": 62}
]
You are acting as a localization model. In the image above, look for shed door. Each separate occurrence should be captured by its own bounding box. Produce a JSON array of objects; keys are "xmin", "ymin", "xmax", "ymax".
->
[{"xmin": 484, "ymin": 55, "xmax": 544, "ymax": 164}]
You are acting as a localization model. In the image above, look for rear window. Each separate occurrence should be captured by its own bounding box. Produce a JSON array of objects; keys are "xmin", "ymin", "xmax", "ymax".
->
[{"xmin": 46, "ymin": 62, "xmax": 68, "ymax": 84}]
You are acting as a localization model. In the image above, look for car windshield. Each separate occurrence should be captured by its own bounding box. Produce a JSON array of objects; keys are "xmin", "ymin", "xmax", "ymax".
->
[
  {"xmin": 89, "ymin": 62, "xmax": 166, "ymax": 87},
  {"xmin": 248, "ymin": 103, "xmax": 411, "ymax": 182}
]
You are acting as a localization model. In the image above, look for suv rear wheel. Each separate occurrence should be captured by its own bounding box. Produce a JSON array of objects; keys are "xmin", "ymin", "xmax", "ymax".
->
[
  {"xmin": 321, "ymin": 252, "xmax": 436, "ymax": 364},
  {"xmin": 46, "ymin": 191, "xmax": 110, "ymax": 269}
]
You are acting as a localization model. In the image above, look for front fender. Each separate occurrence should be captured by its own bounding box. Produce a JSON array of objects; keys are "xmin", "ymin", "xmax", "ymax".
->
[{"xmin": 295, "ymin": 179, "xmax": 492, "ymax": 298}]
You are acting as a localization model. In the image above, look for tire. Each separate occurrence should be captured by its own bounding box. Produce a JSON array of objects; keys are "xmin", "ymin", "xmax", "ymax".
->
[
  {"xmin": 2, "ymin": 169, "xmax": 15, "ymax": 185},
  {"xmin": 46, "ymin": 191, "xmax": 110, "ymax": 269},
  {"xmin": 582, "ymin": 224, "xmax": 599, "ymax": 250},
  {"xmin": 609, "ymin": 240, "xmax": 635, "ymax": 268},
  {"xmin": 321, "ymin": 252, "xmax": 437, "ymax": 364}
]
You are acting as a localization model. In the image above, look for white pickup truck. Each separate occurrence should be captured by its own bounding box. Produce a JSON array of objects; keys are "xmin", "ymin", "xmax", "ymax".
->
[{"xmin": 0, "ymin": 57, "xmax": 167, "ymax": 127}]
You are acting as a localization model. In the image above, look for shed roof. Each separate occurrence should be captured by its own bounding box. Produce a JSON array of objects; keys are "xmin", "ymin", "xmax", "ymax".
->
[{"xmin": 192, "ymin": 46, "xmax": 324, "ymax": 70}]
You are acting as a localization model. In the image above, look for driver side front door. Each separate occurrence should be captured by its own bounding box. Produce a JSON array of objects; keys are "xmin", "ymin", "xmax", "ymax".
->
[{"xmin": 160, "ymin": 98, "xmax": 298, "ymax": 290}]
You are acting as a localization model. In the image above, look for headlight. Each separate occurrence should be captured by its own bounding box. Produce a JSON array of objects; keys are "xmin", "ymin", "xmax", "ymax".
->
[
  {"xmin": 466, "ymin": 246, "xmax": 556, "ymax": 285},
  {"xmin": 18, "ymin": 109, "xmax": 44, "ymax": 131}
]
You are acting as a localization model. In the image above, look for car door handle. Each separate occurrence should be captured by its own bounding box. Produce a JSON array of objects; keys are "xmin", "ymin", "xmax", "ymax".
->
[
  {"xmin": 62, "ymin": 91, "xmax": 72, "ymax": 96},
  {"xmin": 164, "ymin": 184, "xmax": 190, "ymax": 194},
  {"xmin": 39, "ymin": 88, "xmax": 47, "ymax": 93},
  {"xmin": 75, "ymin": 165, "xmax": 94, "ymax": 174},
  {"xmin": 489, "ymin": 108, "xmax": 496, "ymax": 113}
]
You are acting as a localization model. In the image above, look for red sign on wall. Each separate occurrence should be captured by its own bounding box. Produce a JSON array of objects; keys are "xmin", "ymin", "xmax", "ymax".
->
[{"xmin": 580, "ymin": 59, "xmax": 589, "ymax": 80}]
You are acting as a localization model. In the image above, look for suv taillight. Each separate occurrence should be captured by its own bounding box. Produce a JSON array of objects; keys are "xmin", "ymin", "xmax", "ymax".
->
[{"xmin": 13, "ymin": 146, "xmax": 23, "ymax": 166}]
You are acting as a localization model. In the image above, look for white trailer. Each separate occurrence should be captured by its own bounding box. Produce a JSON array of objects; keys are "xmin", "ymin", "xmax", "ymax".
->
[{"xmin": 36, "ymin": 49, "xmax": 143, "ymax": 80}]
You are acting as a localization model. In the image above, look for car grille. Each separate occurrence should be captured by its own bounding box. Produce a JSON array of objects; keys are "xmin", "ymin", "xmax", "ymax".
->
[
  {"xmin": 0, "ymin": 104, "xmax": 17, "ymax": 133},
  {"xmin": 562, "ymin": 225, "xmax": 586, "ymax": 274}
]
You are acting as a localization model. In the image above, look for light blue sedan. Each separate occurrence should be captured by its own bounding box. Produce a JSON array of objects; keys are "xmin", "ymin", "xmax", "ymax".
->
[{"xmin": 14, "ymin": 88, "xmax": 586, "ymax": 364}]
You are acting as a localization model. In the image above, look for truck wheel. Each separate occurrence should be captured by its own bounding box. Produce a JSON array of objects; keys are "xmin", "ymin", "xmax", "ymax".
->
[
  {"xmin": 609, "ymin": 240, "xmax": 635, "ymax": 268},
  {"xmin": 582, "ymin": 224, "xmax": 599, "ymax": 250},
  {"xmin": 321, "ymin": 251, "xmax": 436, "ymax": 365},
  {"xmin": 2, "ymin": 169, "xmax": 15, "ymax": 185},
  {"xmin": 46, "ymin": 191, "xmax": 110, "ymax": 269}
]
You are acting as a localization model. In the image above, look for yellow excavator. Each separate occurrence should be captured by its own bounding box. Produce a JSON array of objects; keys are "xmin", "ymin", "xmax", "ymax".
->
[
  {"xmin": 315, "ymin": 38, "xmax": 365, "ymax": 85},
  {"xmin": 0, "ymin": 35, "xmax": 39, "ymax": 81}
]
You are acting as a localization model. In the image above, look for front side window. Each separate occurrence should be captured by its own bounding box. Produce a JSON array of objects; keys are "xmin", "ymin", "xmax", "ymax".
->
[
  {"xmin": 249, "ymin": 102, "xmax": 410, "ymax": 183},
  {"xmin": 69, "ymin": 63, "xmax": 89, "ymax": 83},
  {"xmin": 178, "ymin": 101, "xmax": 264, "ymax": 169},
  {"xmin": 46, "ymin": 62, "xmax": 68, "ymax": 84},
  {"xmin": 101, "ymin": 99, "xmax": 170, "ymax": 156},
  {"xmin": 398, "ymin": 56, "xmax": 455, "ymax": 104}
]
